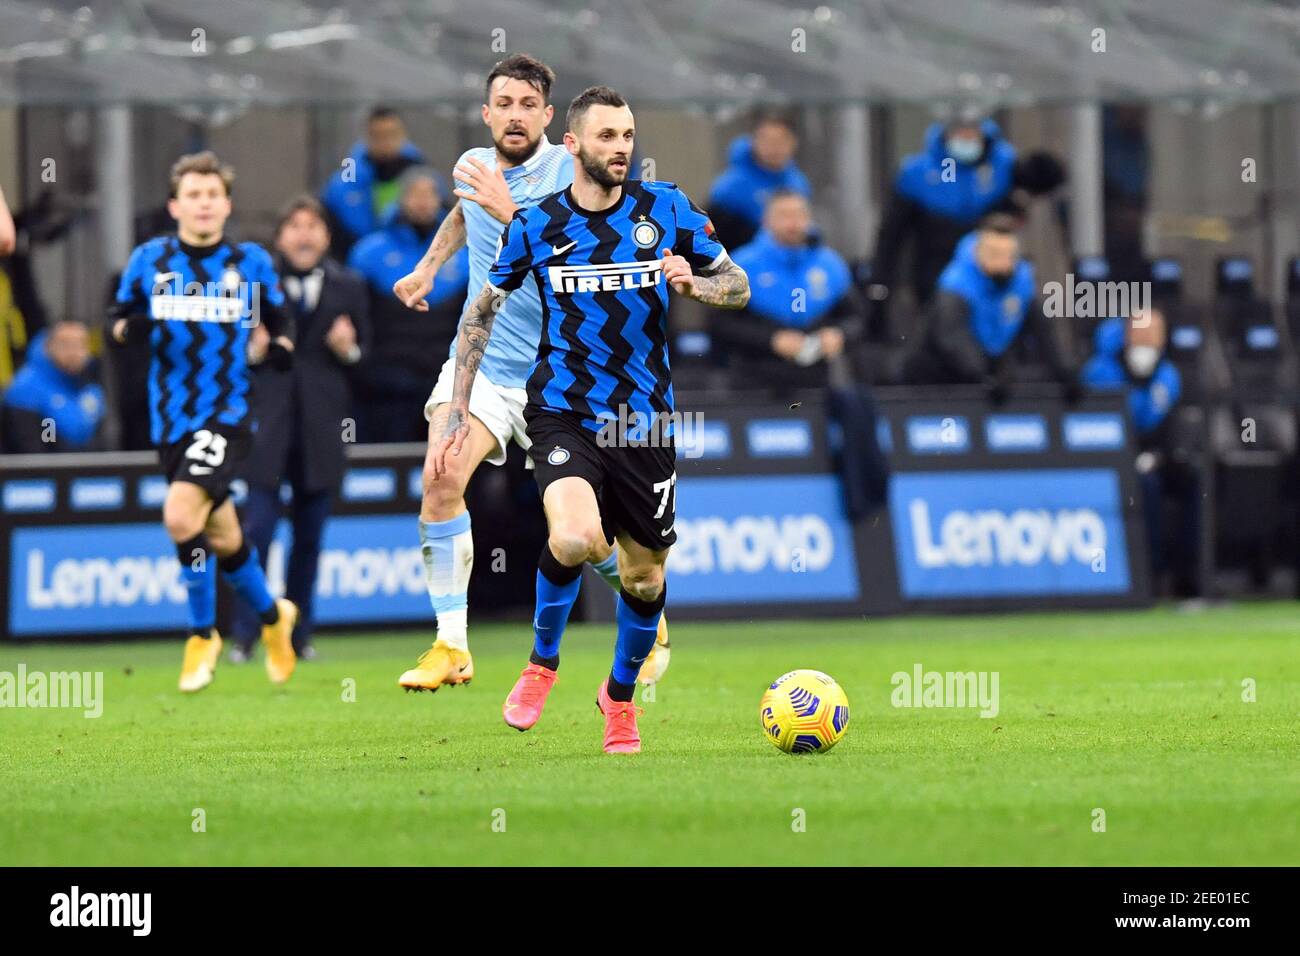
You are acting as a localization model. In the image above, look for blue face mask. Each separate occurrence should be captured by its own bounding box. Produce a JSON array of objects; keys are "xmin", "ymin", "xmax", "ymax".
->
[{"xmin": 946, "ymin": 136, "xmax": 983, "ymax": 165}]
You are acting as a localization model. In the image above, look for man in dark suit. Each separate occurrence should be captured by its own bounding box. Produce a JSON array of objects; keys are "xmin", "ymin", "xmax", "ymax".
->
[{"xmin": 229, "ymin": 196, "xmax": 371, "ymax": 661}]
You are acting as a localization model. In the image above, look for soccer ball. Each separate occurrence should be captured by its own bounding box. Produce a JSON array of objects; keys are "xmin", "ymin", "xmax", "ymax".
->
[{"xmin": 759, "ymin": 670, "xmax": 850, "ymax": 754}]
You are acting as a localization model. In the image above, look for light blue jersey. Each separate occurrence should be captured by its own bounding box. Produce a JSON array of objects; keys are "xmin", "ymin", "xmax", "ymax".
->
[{"xmin": 454, "ymin": 136, "xmax": 574, "ymax": 387}]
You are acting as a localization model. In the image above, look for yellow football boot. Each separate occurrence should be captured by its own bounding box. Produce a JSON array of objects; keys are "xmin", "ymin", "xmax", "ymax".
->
[
  {"xmin": 262, "ymin": 598, "xmax": 299, "ymax": 685},
  {"xmin": 398, "ymin": 641, "xmax": 474, "ymax": 692},
  {"xmin": 636, "ymin": 612, "xmax": 671, "ymax": 685},
  {"xmin": 179, "ymin": 630, "xmax": 223, "ymax": 693}
]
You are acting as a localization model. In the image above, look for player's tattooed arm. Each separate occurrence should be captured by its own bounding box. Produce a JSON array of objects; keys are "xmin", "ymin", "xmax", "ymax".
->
[
  {"xmin": 394, "ymin": 202, "xmax": 467, "ymax": 311},
  {"xmin": 661, "ymin": 248, "xmax": 751, "ymax": 310},
  {"xmin": 690, "ymin": 256, "xmax": 751, "ymax": 309},
  {"xmin": 433, "ymin": 282, "xmax": 511, "ymax": 476},
  {"xmin": 417, "ymin": 201, "xmax": 467, "ymax": 272}
]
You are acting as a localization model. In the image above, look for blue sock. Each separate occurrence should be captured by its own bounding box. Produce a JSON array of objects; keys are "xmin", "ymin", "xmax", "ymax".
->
[
  {"xmin": 219, "ymin": 541, "xmax": 278, "ymax": 624},
  {"xmin": 176, "ymin": 533, "xmax": 217, "ymax": 635},
  {"xmin": 611, "ymin": 586, "xmax": 665, "ymax": 687},
  {"xmin": 533, "ymin": 545, "xmax": 582, "ymax": 663},
  {"xmin": 418, "ymin": 512, "xmax": 473, "ymax": 649}
]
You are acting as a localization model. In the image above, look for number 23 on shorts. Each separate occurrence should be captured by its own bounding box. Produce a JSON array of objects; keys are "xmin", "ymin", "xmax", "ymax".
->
[{"xmin": 184, "ymin": 429, "xmax": 228, "ymax": 466}]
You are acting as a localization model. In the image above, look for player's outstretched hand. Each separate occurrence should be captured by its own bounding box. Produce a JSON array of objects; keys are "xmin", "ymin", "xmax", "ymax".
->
[
  {"xmin": 660, "ymin": 248, "xmax": 695, "ymax": 297},
  {"xmin": 453, "ymin": 157, "xmax": 517, "ymax": 225},
  {"xmin": 430, "ymin": 407, "xmax": 470, "ymax": 479},
  {"xmin": 393, "ymin": 268, "xmax": 434, "ymax": 312}
]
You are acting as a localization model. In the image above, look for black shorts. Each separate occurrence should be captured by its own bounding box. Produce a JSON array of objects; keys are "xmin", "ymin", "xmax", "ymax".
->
[
  {"xmin": 526, "ymin": 410, "xmax": 677, "ymax": 550},
  {"xmin": 158, "ymin": 425, "xmax": 251, "ymax": 508}
]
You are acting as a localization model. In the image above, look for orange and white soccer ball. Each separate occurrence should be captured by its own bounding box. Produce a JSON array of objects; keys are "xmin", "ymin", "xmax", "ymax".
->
[{"xmin": 759, "ymin": 669, "xmax": 850, "ymax": 754}]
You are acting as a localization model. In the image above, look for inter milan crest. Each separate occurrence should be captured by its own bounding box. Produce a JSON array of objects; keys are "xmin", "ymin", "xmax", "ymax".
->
[
  {"xmin": 632, "ymin": 216, "xmax": 660, "ymax": 250},
  {"xmin": 547, "ymin": 446, "xmax": 570, "ymax": 466}
]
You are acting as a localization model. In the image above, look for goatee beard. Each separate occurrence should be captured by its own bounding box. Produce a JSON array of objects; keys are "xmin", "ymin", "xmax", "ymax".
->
[
  {"xmin": 495, "ymin": 131, "xmax": 541, "ymax": 164},
  {"xmin": 580, "ymin": 151, "xmax": 625, "ymax": 190}
]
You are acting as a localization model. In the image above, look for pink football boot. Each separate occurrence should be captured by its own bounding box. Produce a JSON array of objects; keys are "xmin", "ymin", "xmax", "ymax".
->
[
  {"xmin": 502, "ymin": 662, "xmax": 558, "ymax": 731},
  {"xmin": 597, "ymin": 679, "xmax": 644, "ymax": 754}
]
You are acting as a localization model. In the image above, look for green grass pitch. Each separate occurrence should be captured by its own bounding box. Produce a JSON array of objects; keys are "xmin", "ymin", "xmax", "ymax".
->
[{"xmin": 2, "ymin": 603, "xmax": 1297, "ymax": 866}]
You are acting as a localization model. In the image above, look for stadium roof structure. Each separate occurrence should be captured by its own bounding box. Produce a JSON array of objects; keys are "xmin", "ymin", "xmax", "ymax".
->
[{"xmin": 1, "ymin": 0, "xmax": 1298, "ymax": 110}]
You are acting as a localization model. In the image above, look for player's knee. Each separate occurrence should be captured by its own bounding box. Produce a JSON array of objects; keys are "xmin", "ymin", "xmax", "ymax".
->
[
  {"xmin": 420, "ymin": 471, "xmax": 465, "ymax": 521},
  {"xmin": 162, "ymin": 504, "xmax": 203, "ymax": 543},
  {"xmin": 619, "ymin": 564, "xmax": 664, "ymax": 603},
  {"xmin": 548, "ymin": 523, "xmax": 602, "ymax": 566}
]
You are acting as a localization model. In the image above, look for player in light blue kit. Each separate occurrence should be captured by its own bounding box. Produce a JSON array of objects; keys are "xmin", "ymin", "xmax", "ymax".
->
[{"xmin": 391, "ymin": 55, "xmax": 669, "ymax": 693}]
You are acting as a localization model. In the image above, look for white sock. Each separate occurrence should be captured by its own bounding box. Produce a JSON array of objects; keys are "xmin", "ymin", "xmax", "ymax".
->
[
  {"xmin": 418, "ymin": 513, "xmax": 473, "ymax": 652},
  {"xmin": 434, "ymin": 609, "xmax": 468, "ymax": 652}
]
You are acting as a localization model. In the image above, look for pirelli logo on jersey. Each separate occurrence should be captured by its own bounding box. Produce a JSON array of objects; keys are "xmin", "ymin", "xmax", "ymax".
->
[
  {"xmin": 150, "ymin": 294, "xmax": 247, "ymax": 322},
  {"xmin": 546, "ymin": 261, "xmax": 663, "ymax": 295}
]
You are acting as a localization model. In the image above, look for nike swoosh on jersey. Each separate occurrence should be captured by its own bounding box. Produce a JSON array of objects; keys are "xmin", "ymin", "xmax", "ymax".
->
[
  {"xmin": 660, "ymin": 524, "xmax": 674, "ymax": 536},
  {"xmin": 550, "ymin": 239, "xmax": 578, "ymax": 256}
]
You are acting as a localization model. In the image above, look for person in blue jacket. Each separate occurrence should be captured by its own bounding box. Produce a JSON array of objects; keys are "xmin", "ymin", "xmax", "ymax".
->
[
  {"xmin": 707, "ymin": 112, "xmax": 812, "ymax": 250},
  {"xmin": 1, "ymin": 320, "xmax": 104, "ymax": 453},
  {"xmin": 1082, "ymin": 306, "xmax": 1196, "ymax": 593},
  {"xmin": 711, "ymin": 190, "xmax": 887, "ymax": 518},
  {"xmin": 717, "ymin": 190, "xmax": 861, "ymax": 388},
  {"xmin": 348, "ymin": 166, "xmax": 469, "ymax": 442},
  {"xmin": 1081, "ymin": 309, "xmax": 1181, "ymax": 443},
  {"xmin": 909, "ymin": 214, "xmax": 1075, "ymax": 397},
  {"xmin": 320, "ymin": 106, "xmax": 429, "ymax": 257},
  {"xmin": 870, "ymin": 115, "xmax": 1023, "ymax": 312}
]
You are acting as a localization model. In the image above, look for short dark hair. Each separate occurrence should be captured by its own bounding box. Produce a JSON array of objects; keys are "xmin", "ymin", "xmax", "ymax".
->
[
  {"xmin": 485, "ymin": 53, "xmax": 556, "ymax": 103},
  {"xmin": 169, "ymin": 151, "xmax": 234, "ymax": 198},
  {"xmin": 275, "ymin": 194, "xmax": 329, "ymax": 236},
  {"xmin": 567, "ymin": 85, "xmax": 628, "ymax": 133},
  {"xmin": 368, "ymin": 105, "xmax": 402, "ymax": 125},
  {"xmin": 765, "ymin": 187, "xmax": 807, "ymax": 206},
  {"xmin": 752, "ymin": 109, "xmax": 797, "ymax": 136},
  {"xmin": 978, "ymin": 212, "xmax": 1020, "ymax": 236}
]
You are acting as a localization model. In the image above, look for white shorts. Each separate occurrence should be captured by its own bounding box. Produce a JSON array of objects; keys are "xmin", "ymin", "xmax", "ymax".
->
[{"xmin": 424, "ymin": 356, "xmax": 531, "ymax": 467}]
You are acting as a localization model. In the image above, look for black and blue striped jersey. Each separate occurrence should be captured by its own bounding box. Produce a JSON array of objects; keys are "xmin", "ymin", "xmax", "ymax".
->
[
  {"xmin": 112, "ymin": 235, "xmax": 287, "ymax": 446},
  {"xmin": 488, "ymin": 180, "xmax": 726, "ymax": 431}
]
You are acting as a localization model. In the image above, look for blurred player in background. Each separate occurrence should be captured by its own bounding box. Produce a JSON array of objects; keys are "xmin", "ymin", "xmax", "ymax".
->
[
  {"xmin": 230, "ymin": 195, "xmax": 372, "ymax": 663},
  {"xmin": 391, "ymin": 54, "xmax": 671, "ymax": 695},
  {"xmin": 1, "ymin": 319, "xmax": 104, "ymax": 453},
  {"xmin": 431, "ymin": 86, "xmax": 750, "ymax": 753},
  {"xmin": 349, "ymin": 166, "xmax": 467, "ymax": 442},
  {"xmin": 320, "ymin": 106, "xmax": 428, "ymax": 257},
  {"xmin": 108, "ymin": 151, "xmax": 298, "ymax": 692},
  {"xmin": 869, "ymin": 113, "xmax": 1017, "ymax": 314},
  {"xmin": 906, "ymin": 213, "xmax": 1076, "ymax": 398},
  {"xmin": 707, "ymin": 111, "xmax": 811, "ymax": 250}
]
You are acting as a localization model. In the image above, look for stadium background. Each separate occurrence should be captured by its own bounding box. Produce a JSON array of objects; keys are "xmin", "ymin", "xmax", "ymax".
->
[
  {"xmin": 0, "ymin": 0, "xmax": 1298, "ymax": 874},
  {"xmin": 1, "ymin": 0, "xmax": 1300, "ymax": 635}
]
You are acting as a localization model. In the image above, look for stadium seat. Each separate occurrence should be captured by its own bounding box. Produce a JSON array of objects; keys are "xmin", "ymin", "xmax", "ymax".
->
[{"xmin": 1208, "ymin": 256, "xmax": 1297, "ymax": 589}]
